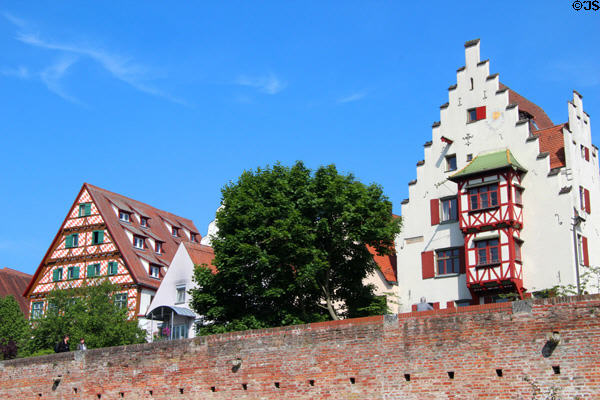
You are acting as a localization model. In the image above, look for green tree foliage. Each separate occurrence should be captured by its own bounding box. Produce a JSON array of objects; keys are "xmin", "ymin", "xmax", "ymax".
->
[
  {"xmin": 190, "ymin": 162, "xmax": 401, "ymax": 334},
  {"xmin": 0, "ymin": 295, "xmax": 30, "ymax": 359},
  {"xmin": 26, "ymin": 279, "xmax": 146, "ymax": 354}
]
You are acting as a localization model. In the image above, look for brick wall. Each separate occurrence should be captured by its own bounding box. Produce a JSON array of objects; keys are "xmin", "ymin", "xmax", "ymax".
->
[{"xmin": 2, "ymin": 295, "xmax": 600, "ymax": 399}]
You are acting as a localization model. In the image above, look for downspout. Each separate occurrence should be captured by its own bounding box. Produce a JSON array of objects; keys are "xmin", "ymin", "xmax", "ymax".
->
[{"xmin": 572, "ymin": 215, "xmax": 582, "ymax": 294}]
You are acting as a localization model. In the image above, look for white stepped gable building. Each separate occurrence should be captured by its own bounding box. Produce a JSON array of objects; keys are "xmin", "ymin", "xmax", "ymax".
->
[{"xmin": 396, "ymin": 39, "xmax": 599, "ymax": 311}]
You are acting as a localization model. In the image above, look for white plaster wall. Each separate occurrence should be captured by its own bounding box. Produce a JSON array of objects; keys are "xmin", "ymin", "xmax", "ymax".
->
[
  {"xmin": 396, "ymin": 41, "xmax": 599, "ymax": 311},
  {"xmin": 363, "ymin": 270, "xmax": 398, "ymax": 313}
]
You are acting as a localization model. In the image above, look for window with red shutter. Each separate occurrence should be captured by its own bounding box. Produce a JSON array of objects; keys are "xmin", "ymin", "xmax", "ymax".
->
[
  {"xmin": 421, "ymin": 251, "xmax": 435, "ymax": 279},
  {"xmin": 430, "ymin": 199, "xmax": 440, "ymax": 225},
  {"xmin": 582, "ymin": 236, "xmax": 589, "ymax": 266},
  {"xmin": 585, "ymin": 147, "xmax": 590, "ymax": 161},
  {"xmin": 476, "ymin": 106, "xmax": 486, "ymax": 120},
  {"xmin": 585, "ymin": 188, "xmax": 591, "ymax": 213}
]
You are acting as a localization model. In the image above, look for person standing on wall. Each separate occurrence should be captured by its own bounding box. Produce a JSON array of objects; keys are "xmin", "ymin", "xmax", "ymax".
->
[
  {"xmin": 54, "ymin": 335, "xmax": 70, "ymax": 353},
  {"xmin": 77, "ymin": 338, "xmax": 87, "ymax": 351}
]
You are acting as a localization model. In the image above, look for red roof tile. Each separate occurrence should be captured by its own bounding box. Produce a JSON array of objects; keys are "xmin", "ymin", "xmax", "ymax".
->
[
  {"xmin": 500, "ymin": 83, "xmax": 554, "ymax": 130},
  {"xmin": 367, "ymin": 245, "xmax": 397, "ymax": 284},
  {"xmin": 183, "ymin": 242, "xmax": 217, "ymax": 273},
  {"xmin": 0, "ymin": 267, "xmax": 32, "ymax": 316},
  {"xmin": 535, "ymin": 124, "xmax": 567, "ymax": 169}
]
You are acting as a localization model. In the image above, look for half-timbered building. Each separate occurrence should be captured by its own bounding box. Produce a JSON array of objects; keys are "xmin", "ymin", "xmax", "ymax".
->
[
  {"xmin": 396, "ymin": 39, "xmax": 599, "ymax": 311},
  {"xmin": 24, "ymin": 183, "xmax": 201, "ymax": 332}
]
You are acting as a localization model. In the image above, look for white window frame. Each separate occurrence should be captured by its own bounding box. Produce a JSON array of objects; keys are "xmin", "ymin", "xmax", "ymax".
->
[
  {"xmin": 440, "ymin": 197, "xmax": 458, "ymax": 222},
  {"xmin": 119, "ymin": 210, "xmax": 130, "ymax": 222},
  {"xmin": 150, "ymin": 265, "xmax": 160, "ymax": 279},
  {"xmin": 176, "ymin": 286, "xmax": 186, "ymax": 304}
]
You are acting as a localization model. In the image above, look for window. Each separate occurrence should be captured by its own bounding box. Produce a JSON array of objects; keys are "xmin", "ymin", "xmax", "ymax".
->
[
  {"xmin": 190, "ymin": 233, "xmax": 197, "ymax": 242},
  {"xmin": 67, "ymin": 266, "xmax": 80, "ymax": 280},
  {"xmin": 581, "ymin": 145, "xmax": 589, "ymax": 161},
  {"xmin": 150, "ymin": 265, "xmax": 160, "ymax": 279},
  {"xmin": 436, "ymin": 248, "xmax": 460, "ymax": 275},
  {"xmin": 108, "ymin": 261, "xmax": 118, "ymax": 275},
  {"xmin": 31, "ymin": 302, "xmax": 44, "ymax": 319},
  {"xmin": 176, "ymin": 286, "xmax": 186, "ymax": 304},
  {"xmin": 577, "ymin": 234, "xmax": 589, "ymax": 266},
  {"xmin": 467, "ymin": 106, "xmax": 486, "ymax": 123},
  {"xmin": 445, "ymin": 155, "xmax": 457, "ymax": 172},
  {"xmin": 155, "ymin": 241, "xmax": 163, "ymax": 254},
  {"xmin": 140, "ymin": 217, "xmax": 149, "ymax": 227},
  {"xmin": 515, "ymin": 187, "xmax": 523, "ymax": 205},
  {"xmin": 133, "ymin": 236, "xmax": 145, "ymax": 249},
  {"xmin": 466, "ymin": 154, "xmax": 473, "ymax": 162},
  {"xmin": 440, "ymin": 197, "xmax": 458, "ymax": 222},
  {"xmin": 119, "ymin": 210, "xmax": 130, "ymax": 222},
  {"xmin": 52, "ymin": 268, "xmax": 63, "ymax": 282},
  {"xmin": 580, "ymin": 186, "xmax": 591, "ymax": 213},
  {"xmin": 468, "ymin": 184, "xmax": 499, "ymax": 211},
  {"xmin": 476, "ymin": 239, "xmax": 500, "ymax": 265},
  {"xmin": 92, "ymin": 230, "xmax": 104, "ymax": 245},
  {"xmin": 173, "ymin": 324, "xmax": 188, "ymax": 339},
  {"xmin": 114, "ymin": 293, "xmax": 127, "ymax": 309},
  {"xmin": 514, "ymin": 241, "xmax": 522, "ymax": 261},
  {"xmin": 172, "ymin": 227, "xmax": 179, "ymax": 237},
  {"xmin": 65, "ymin": 233, "xmax": 79, "ymax": 248},
  {"xmin": 87, "ymin": 263, "xmax": 100, "ymax": 278},
  {"xmin": 78, "ymin": 203, "xmax": 91, "ymax": 217}
]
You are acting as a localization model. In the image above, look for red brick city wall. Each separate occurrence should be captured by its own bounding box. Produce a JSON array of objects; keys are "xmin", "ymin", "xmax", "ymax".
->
[{"xmin": 2, "ymin": 295, "xmax": 600, "ymax": 400}]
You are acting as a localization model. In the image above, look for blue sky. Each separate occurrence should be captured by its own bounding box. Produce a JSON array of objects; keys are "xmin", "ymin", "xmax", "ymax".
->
[{"xmin": 1, "ymin": 2, "xmax": 598, "ymax": 275}]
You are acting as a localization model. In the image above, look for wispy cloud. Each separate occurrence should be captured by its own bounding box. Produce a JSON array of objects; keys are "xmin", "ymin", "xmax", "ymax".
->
[
  {"xmin": 2, "ymin": 13, "xmax": 186, "ymax": 105},
  {"xmin": 0, "ymin": 65, "xmax": 30, "ymax": 79},
  {"xmin": 235, "ymin": 74, "xmax": 287, "ymax": 95},
  {"xmin": 337, "ymin": 91, "xmax": 367, "ymax": 104},
  {"xmin": 40, "ymin": 56, "xmax": 82, "ymax": 104}
]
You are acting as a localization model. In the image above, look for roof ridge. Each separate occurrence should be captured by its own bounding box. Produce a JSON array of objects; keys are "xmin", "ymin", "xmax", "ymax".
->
[
  {"xmin": 0, "ymin": 267, "xmax": 32, "ymax": 277},
  {"xmin": 534, "ymin": 123, "xmax": 566, "ymax": 134}
]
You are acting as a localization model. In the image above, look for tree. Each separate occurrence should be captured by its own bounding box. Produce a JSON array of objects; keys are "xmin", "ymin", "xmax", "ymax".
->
[
  {"xmin": 26, "ymin": 279, "xmax": 146, "ymax": 354},
  {"xmin": 0, "ymin": 295, "xmax": 30, "ymax": 359},
  {"xmin": 190, "ymin": 162, "xmax": 401, "ymax": 334}
]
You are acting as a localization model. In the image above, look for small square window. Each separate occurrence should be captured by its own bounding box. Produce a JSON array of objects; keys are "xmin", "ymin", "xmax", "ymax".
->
[
  {"xmin": 133, "ymin": 236, "xmax": 145, "ymax": 249},
  {"xmin": 172, "ymin": 227, "xmax": 179, "ymax": 237},
  {"xmin": 466, "ymin": 154, "xmax": 473, "ymax": 162},
  {"xmin": 155, "ymin": 241, "xmax": 163, "ymax": 254},
  {"xmin": 92, "ymin": 230, "xmax": 104, "ymax": 245},
  {"xmin": 515, "ymin": 188, "xmax": 523, "ymax": 205},
  {"xmin": 31, "ymin": 302, "xmax": 44, "ymax": 319},
  {"xmin": 176, "ymin": 287, "xmax": 186, "ymax": 304},
  {"xmin": 119, "ymin": 210, "xmax": 130, "ymax": 222},
  {"xmin": 514, "ymin": 241, "xmax": 522, "ymax": 261},
  {"xmin": 440, "ymin": 197, "xmax": 458, "ymax": 222},
  {"xmin": 65, "ymin": 233, "xmax": 79, "ymax": 248},
  {"xmin": 467, "ymin": 106, "xmax": 486, "ymax": 123},
  {"xmin": 445, "ymin": 155, "xmax": 457, "ymax": 172},
  {"xmin": 190, "ymin": 233, "xmax": 197, "ymax": 242},
  {"xmin": 108, "ymin": 261, "xmax": 118, "ymax": 275},
  {"xmin": 52, "ymin": 268, "xmax": 63, "ymax": 282},
  {"xmin": 87, "ymin": 263, "xmax": 101, "ymax": 278},
  {"xmin": 114, "ymin": 293, "xmax": 127, "ymax": 309},
  {"xmin": 140, "ymin": 217, "xmax": 149, "ymax": 227},
  {"xmin": 78, "ymin": 203, "xmax": 91, "ymax": 217},
  {"xmin": 67, "ymin": 266, "xmax": 80, "ymax": 280},
  {"xmin": 150, "ymin": 265, "xmax": 160, "ymax": 279}
]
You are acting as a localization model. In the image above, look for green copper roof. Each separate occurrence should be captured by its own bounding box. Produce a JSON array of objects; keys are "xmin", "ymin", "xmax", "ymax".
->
[{"xmin": 449, "ymin": 149, "xmax": 527, "ymax": 181}]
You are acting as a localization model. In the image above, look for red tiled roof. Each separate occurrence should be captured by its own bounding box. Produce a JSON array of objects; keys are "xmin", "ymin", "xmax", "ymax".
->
[
  {"xmin": 183, "ymin": 242, "xmax": 217, "ymax": 273},
  {"xmin": 0, "ymin": 267, "xmax": 32, "ymax": 316},
  {"xmin": 535, "ymin": 124, "xmax": 567, "ymax": 169},
  {"xmin": 500, "ymin": 83, "xmax": 554, "ymax": 130},
  {"xmin": 86, "ymin": 183, "xmax": 201, "ymax": 290},
  {"xmin": 367, "ymin": 245, "xmax": 397, "ymax": 284}
]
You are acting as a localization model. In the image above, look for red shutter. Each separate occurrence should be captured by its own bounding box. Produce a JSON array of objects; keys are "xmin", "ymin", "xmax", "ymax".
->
[
  {"xmin": 585, "ymin": 188, "xmax": 591, "ymax": 213},
  {"xmin": 421, "ymin": 251, "xmax": 435, "ymax": 279},
  {"xmin": 446, "ymin": 301, "xmax": 455, "ymax": 309},
  {"xmin": 459, "ymin": 245, "xmax": 466, "ymax": 274},
  {"xmin": 432, "ymin": 302, "xmax": 440, "ymax": 310},
  {"xmin": 430, "ymin": 199, "xmax": 440, "ymax": 226},
  {"xmin": 582, "ymin": 236, "xmax": 589, "ymax": 266},
  {"xmin": 411, "ymin": 304, "xmax": 418, "ymax": 312},
  {"xmin": 585, "ymin": 147, "xmax": 590, "ymax": 161},
  {"xmin": 476, "ymin": 106, "xmax": 486, "ymax": 120}
]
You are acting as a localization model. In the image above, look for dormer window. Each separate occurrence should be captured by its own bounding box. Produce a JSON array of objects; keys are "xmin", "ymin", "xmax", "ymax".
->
[
  {"xmin": 119, "ymin": 210, "xmax": 130, "ymax": 222},
  {"xmin": 133, "ymin": 235, "xmax": 145, "ymax": 249},
  {"xmin": 155, "ymin": 241, "xmax": 163, "ymax": 254},
  {"xmin": 140, "ymin": 217, "xmax": 149, "ymax": 227},
  {"xmin": 172, "ymin": 227, "xmax": 179, "ymax": 237},
  {"xmin": 190, "ymin": 233, "xmax": 197, "ymax": 242},
  {"xmin": 150, "ymin": 265, "xmax": 160, "ymax": 279}
]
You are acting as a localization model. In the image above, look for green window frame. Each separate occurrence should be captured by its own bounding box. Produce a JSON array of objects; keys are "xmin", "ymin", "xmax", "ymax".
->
[
  {"xmin": 114, "ymin": 293, "xmax": 127, "ymax": 309},
  {"xmin": 31, "ymin": 301, "xmax": 44, "ymax": 319},
  {"xmin": 87, "ymin": 263, "xmax": 101, "ymax": 278},
  {"xmin": 107, "ymin": 261, "xmax": 118, "ymax": 276},
  {"xmin": 65, "ymin": 233, "xmax": 79, "ymax": 248},
  {"xmin": 78, "ymin": 203, "xmax": 92, "ymax": 217},
  {"xmin": 92, "ymin": 230, "xmax": 104, "ymax": 245},
  {"xmin": 52, "ymin": 268, "xmax": 63, "ymax": 282},
  {"xmin": 67, "ymin": 266, "xmax": 80, "ymax": 280}
]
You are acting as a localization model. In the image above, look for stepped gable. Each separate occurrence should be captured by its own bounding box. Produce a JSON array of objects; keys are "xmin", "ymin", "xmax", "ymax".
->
[
  {"xmin": 86, "ymin": 183, "xmax": 201, "ymax": 290},
  {"xmin": 0, "ymin": 267, "xmax": 32, "ymax": 316},
  {"xmin": 183, "ymin": 241, "xmax": 217, "ymax": 273},
  {"xmin": 534, "ymin": 124, "xmax": 567, "ymax": 169},
  {"xmin": 499, "ymin": 83, "xmax": 554, "ymax": 129}
]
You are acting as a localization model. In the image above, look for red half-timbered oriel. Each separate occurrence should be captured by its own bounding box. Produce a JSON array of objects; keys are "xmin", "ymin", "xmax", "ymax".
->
[{"xmin": 449, "ymin": 150, "xmax": 527, "ymax": 299}]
